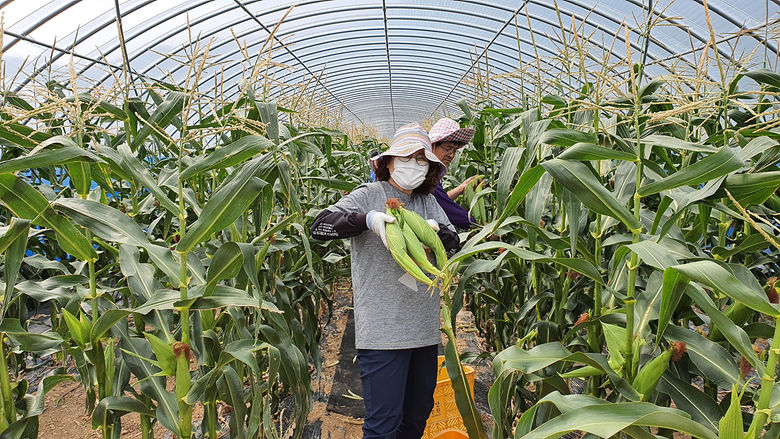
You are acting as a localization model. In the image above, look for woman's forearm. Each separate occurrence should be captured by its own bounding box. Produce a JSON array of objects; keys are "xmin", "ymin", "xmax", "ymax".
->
[{"xmin": 310, "ymin": 210, "xmax": 368, "ymax": 240}]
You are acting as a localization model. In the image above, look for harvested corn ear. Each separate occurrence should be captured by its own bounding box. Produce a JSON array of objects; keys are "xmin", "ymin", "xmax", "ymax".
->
[
  {"xmin": 385, "ymin": 199, "xmax": 434, "ymax": 286},
  {"xmin": 387, "ymin": 201, "xmax": 448, "ymax": 269},
  {"xmin": 402, "ymin": 222, "xmax": 441, "ymax": 276}
]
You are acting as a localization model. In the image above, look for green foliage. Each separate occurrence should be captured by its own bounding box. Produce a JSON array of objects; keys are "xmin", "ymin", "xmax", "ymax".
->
[
  {"xmin": 0, "ymin": 80, "xmax": 362, "ymax": 438},
  {"xmin": 441, "ymin": 65, "xmax": 780, "ymax": 438}
]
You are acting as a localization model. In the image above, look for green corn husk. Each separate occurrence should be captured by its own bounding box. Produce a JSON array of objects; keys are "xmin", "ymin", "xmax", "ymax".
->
[
  {"xmin": 463, "ymin": 176, "xmax": 485, "ymax": 223},
  {"xmin": 401, "ymin": 222, "xmax": 441, "ymax": 277},
  {"xmin": 464, "ymin": 178, "xmax": 475, "ymax": 206},
  {"xmin": 384, "ymin": 203, "xmax": 433, "ymax": 287},
  {"xmin": 632, "ymin": 349, "xmax": 672, "ymax": 400},
  {"xmin": 475, "ymin": 186, "xmax": 486, "ymax": 223},
  {"xmin": 719, "ymin": 383, "xmax": 745, "ymax": 439},
  {"xmin": 398, "ymin": 207, "xmax": 448, "ymax": 268},
  {"xmin": 709, "ymin": 302, "xmax": 752, "ymax": 341}
]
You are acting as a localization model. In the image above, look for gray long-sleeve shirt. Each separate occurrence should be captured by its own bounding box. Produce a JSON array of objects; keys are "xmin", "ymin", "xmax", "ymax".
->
[{"xmin": 318, "ymin": 181, "xmax": 454, "ymax": 350}]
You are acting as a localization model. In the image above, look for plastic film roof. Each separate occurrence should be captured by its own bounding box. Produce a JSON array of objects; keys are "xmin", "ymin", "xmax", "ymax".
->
[{"xmin": 2, "ymin": 1, "xmax": 779, "ymax": 137}]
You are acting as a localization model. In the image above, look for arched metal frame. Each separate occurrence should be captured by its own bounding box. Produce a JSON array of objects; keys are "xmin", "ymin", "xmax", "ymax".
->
[{"xmin": 3, "ymin": 0, "xmax": 778, "ymax": 136}]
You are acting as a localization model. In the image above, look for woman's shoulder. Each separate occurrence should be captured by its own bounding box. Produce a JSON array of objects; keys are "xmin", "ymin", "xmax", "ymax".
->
[{"xmin": 352, "ymin": 181, "xmax": 385, "ymax": 194}]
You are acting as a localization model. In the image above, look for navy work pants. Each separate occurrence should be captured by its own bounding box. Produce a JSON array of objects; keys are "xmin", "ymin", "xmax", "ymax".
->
[{"xmin": 357, "ymin": 345, "xmax": 438, "ymax": 439}]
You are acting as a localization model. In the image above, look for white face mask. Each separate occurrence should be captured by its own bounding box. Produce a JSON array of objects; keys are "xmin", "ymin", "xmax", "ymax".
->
[{"xmin": 391, "ymin": 157, "xmax": 429, "ymax": 190}]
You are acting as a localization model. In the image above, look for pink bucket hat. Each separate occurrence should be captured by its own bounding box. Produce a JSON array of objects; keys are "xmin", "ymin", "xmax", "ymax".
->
[
  {"xmin": 428, "ymin": 117, "xmax": 475, "ymax": 144},
  {"xmin": 373, "ymin": 123, "xmax": 444, "ymax": 169}
]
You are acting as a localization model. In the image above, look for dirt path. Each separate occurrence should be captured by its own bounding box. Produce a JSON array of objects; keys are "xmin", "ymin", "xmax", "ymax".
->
[{"xmin": 303, "ymin": 281, "xmax": 495, "ymax": 439}]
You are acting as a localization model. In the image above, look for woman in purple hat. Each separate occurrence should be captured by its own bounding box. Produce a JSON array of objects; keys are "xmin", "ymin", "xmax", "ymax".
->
[
  {"xmin": 310, "ymin": 123, "xmax": 460, "ymax": 439},
  {"xmin": 428, "ymin": 118, "xmax": 481, "ymax": 230}
]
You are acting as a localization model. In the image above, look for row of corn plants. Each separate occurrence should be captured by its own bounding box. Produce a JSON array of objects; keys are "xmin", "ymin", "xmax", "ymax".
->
[
  {"xmin": 0, "ymin": 55, "xmax": 380, "ymax": 438},
  {"xmin": 435, "ymin": 14, "xmax": 780, "ymax": 438}
]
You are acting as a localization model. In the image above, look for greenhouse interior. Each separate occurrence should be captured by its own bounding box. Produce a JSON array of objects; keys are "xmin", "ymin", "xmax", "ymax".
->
[{"xmin": 1, "ymin": 1, "xmax": 779, "ymax": 438}]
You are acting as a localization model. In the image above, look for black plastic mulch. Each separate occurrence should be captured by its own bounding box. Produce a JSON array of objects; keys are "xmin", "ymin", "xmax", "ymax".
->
[{"xmin": 325, "ymin": 309, "xmax": 365, "ymax": 419}]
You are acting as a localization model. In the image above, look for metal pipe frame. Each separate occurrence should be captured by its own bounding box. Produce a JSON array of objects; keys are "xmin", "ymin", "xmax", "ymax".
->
[
  {"xmin": 9, "ymin": 0, "xmax": 767, "ymax": 83},
  {"xmin": 126, "ymin": 0, "xmax": 706, "ymax": 85},
  {"xmin": 4, "ymin": 0, "xmax": 775, "ymax": 127},
  {"xmin": 231, "ymin": 0, "xmax": 364, "ymax": 124},
  {"xmin": 9, "ymin": 0, "xmax": 156, "ymax": 90},
  {"xmin": 133, "ymin": 3, "xmax": 657, "ymax": 87},
  {"xmin": 71, "ymin": 0, "xmax": 636, "ymax": 94},
  {"xmin": 381, "ymin": 0, "xmax": 395, "ymax": 128}
]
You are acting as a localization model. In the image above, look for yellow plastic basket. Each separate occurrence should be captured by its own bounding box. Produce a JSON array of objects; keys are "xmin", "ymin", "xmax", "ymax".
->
[{"xmin": 421, "ymin": 356, "xmax": 476, "ymax": 439}]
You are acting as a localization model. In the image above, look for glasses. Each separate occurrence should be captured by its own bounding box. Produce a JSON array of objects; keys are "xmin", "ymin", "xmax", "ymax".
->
[
  {"xmin": 397, "ymin": 155, "xmax": 429, "ymax": 166},
  {"xmin": 436, "ymin": 143, "xmax": 459, "ymax": 156}
]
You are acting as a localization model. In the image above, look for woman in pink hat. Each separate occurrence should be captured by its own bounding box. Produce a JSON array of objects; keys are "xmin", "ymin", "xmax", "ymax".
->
[
  {"xmin": 428, "ymin": 118, "xmax": 481, "ymax": 229},
  {"xmin": 310, "ymin": 123, "xmax": 460, "ymax": 439}
]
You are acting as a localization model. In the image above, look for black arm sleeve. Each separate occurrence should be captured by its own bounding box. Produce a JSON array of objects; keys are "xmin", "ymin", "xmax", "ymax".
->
[
  {"xmin": 310, "ymin": 209, "xmax": 368, "ymax": 240},
  {"xmin": 437, "ymin": 223, "xmax": 461, "ymax": 256}
]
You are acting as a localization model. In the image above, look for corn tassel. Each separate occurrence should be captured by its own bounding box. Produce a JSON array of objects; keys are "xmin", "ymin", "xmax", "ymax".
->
[
  {"xmin": 384, "ymin": 206, "xmax": 433, "ymax": 287},
  {"xmin": 402, "ymin": 222, "xmax": 441, "ymax": 276},
  {"xmin": 632, "ymin": 349, "xmax": 672, "ymax": 400}
]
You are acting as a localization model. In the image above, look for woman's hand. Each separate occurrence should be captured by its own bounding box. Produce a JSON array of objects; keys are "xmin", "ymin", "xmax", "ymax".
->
[
  {"xmin": 448, "ymin": 175, "xmax": 483, "ymax": 200},
  {"xmin": 366, "ymin": 210, "xmax": 396, "ymax": 248}
]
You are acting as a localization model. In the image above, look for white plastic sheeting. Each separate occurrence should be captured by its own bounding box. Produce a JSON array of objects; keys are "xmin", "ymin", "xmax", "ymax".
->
[{"xmin": 2, "ymin": 0, "xmax": 778, "ymax": 136}]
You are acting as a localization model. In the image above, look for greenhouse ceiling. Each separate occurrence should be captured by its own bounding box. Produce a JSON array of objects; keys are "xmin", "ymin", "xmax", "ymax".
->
[{"xmin": 2, "ymin": 0, "xmax": 779, "ymax": 137}]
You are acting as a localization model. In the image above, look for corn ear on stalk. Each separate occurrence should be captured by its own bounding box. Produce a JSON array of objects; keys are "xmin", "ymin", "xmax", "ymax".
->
[
  {"xmin": 463, "ymin": 176, "xmax": 486, "ymax": 223},
  {"xmin": 472, "ymin": 176, "xmax": 486, "ymax": 223},
  {"xmin": 464, "ymin": 177, "xmax": 475, "ymax": 205},
  {"xmin": 475, "ymin": 191, "xmax": 486, "ymax": 223},
  {"xmin": 401, "ymin": 222, "xmax": 441, "ymax": 276},
  {"xmin": 632, "ymin": 349, "xmax": 672, "ymax": 400},
  {"xmin": 709, "ymin": 302, "xmax": 751, "ymax": 342},
  {"xmin": 385, "ymin": 200, "xmax": 434, "ymax": 286}
]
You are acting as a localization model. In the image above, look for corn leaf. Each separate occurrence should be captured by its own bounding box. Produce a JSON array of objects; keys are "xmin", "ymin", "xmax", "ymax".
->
[
  {"xmin": 0, "ymin": 135, "xmax": 103, "ymax": 174},
  {"xmin": 714, "ymin": 171, "xmax": 780, "ymax": 207},
  {"xmin": 684, "ymin": 284, "xmax": 764, "ymax": 376},
  {"xmin": 116, "ymin": 332, "xmax": 179, "ymax": 435},
  {"xmin": 656, "ymin": 267, "xmax": 689, "ymax": 343},
  {"xmin": 642, "ymin": 135, "xmax": 719, "ymax": 153},
  {"xmin": 91, "ymin": 396, "xmax": 155, "ymax": 430},
  {"xmin": 443, "ymin": 303, "xmax": 487, "ymax": 439},
  {"xmin": 131, "ymin": 91, "xmax": 185, "ymax": 150},
  {"xmin": 664, "ymin": 325, "xmax": 739, "ymax": 388},
  {"xmin": 54, "ymin": 198, "xmax": 182, "ymax": 287},
  {"xmin": 0, "ymin": 174, "xmax": 97, "ymax": 261},
  {"xmin": 517, "ymin": 401, "xmax": 717, "ymax": 439},
  {"xmin": 118, "ymin": 143, "xmax": 179, "ymax": 215},
  {"xmin": 672, "ymin": 260, "xmax": 780, "ymax": 317},
  {"xmin": 496, "ymin": 147, "xmax": 525, "ymax": 211},
  {"xmin": 541, "ymin": 158, "xmax": 641, "ymax": 231},
  {"xmin": 176, "ymin": 159, "xmax": 267, "ymax": 253},
  {"xmin": 558, "ymin": 142, "xmax": 637, "ymax": 161},
  {"xmin": 0, "ymin": 218, "xmax": 29, "ymax": 326},
  {"xmin": 179, "ymin": 135, "xmax": 274, "ymax": 180},
  {"xmin": 656, "ymin": 373, "xmax": 721, "ymax": 433},
  {"xmin": 205, "ymin": 242, "xmax": 243, "ymax": 296},
  {"xmin": 539, "ymin": 128, "xmax": 598, "ymax": 147},
  {"xmin": 638, "ymin": 147, "xmax": 745, "ymax": 196}
]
